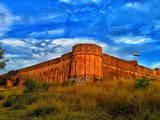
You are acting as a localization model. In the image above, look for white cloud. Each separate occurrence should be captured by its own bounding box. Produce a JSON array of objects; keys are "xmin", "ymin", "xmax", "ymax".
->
[
  {"xmin": 0, "ymin": 39, "xmax": 27, "ymax": 47},
  {"xmin": 4, "ymin": 54, "xmax": 29, "ymax": 58},
  {"xmin": 40, "ymin": 42, "xmax": 46, "ymax": 46},
  {"xmin": 59, "ymin": 0, "xmax": 100, "ymax": 4},
  {"xmin": 13, "ymin": 15, "xmax": 21, "ymax": 22},
  {"xmin": 13, "ymin": 15, "xmax": 21, "ymax": 21},
  {"xmin": 41, "ymin": 13, "xmax": 65, "ymax": 21},
  {"xmin": 124, "ymin": 2, "xmax": 149, "ymax": 12},
  {"xmin": 150, "ymin": 62, "xmax": 160, "ymax": 69},
  {"xmin": 12, "ymin": 13, "xmax": 65, "ymax": 25},
  {"xmin": 48, "ymin": 29, "xmax": 65, "ymax": 35},
  {"xmin": 114, "ymin": 35, "xmax": 153, "ymax": 44},
  {"xmin": 60, "ymin": 0, "xmax": 70, "ymax": 3},
  {"xmin": 29, "ymin": 29, "xmax": 65, "ymax": 37},
  {"xmin": 51, "ymin": 38, "xmax": 96, "ymax": 46},
  {"xmin": 51, "ymin": 38, "xmax": 109, "ymax": 52},
  {"xmin": 125, "ymin": 3, "xmax": 137, "ymax": 8},
  {"xmin": 1, "ymin": 38, "xmax": 109, "ymax": 57},
  {"xmin": 0, "ymin": 37, "xmax": 109, "ymax": 74},
  {"xmin": 154, "ymin": 20, "xmax": 160, "ymax": 31},
  {"xmin": 5, "ymin": 54, "xmax": 20, "ymax": 58}
]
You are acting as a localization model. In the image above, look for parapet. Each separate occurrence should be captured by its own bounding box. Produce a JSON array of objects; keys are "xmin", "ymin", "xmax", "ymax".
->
[{"xmin": 72, "ymin": 43, "xmax": 103, "ymax": 57}]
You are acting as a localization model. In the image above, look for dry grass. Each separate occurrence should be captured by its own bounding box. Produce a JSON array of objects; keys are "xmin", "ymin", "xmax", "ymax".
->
[{"xmin": 0, "ymin": 78, "xmax": 160, "ymax": 120}]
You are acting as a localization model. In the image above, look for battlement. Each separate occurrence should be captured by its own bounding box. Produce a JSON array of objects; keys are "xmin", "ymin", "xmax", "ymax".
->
[
  {"xmin": 72, "ymin": 43, "xmax": 102, "ymax": 56},
  {"xmin": 0, "ymin": 43, "xmax": 159, "ymax": 86}
]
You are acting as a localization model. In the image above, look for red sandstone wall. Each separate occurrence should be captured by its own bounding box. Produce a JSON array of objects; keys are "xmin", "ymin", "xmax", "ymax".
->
[
  {"xmin": 102, "ymin": 54, "xmax": 155, "ymax": 80},
  {"xmin": 70, "ymin": 44, "xmax": 103, "ymax": 80},
  {"xmin": 14, "ymin": 52, "xmax": 72, "ymax": 84}
]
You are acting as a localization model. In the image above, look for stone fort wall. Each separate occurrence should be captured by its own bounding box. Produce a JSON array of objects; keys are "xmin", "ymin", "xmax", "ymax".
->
[{"xmin": 0, "ymin": 43, "xmax": 160, "ymax": 86}]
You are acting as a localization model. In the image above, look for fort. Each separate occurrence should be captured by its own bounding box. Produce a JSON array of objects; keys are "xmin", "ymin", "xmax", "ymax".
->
[{"xmin": 0, "ymin": 43, "xmax": 160, "ymax": 86}]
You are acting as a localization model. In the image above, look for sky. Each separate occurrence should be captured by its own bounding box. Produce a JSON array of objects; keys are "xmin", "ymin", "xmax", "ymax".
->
[{"xmin": 0, "ymin": 0, "xmax": 160, "ymax": 74}]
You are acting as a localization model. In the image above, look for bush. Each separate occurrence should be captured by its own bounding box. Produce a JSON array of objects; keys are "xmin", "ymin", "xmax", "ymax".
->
[
  {"xmin": 106, "ymin": 99, "xmax": 137, "ymax": 115},
  {"xmin": 25, "ymin": 95, "xmax": 39, "ymax": 105},
  {"xmin": 2, "ymin": 100, "xmax": 13, "ymax": 107},
  {"xmin": 12, "ymin": 104, "xmax": 25, "ymax": 110},
  {"xmin": 134, "ymin": 77, "xmax": 150, "ymax": 89},
  {"xmin": 2, "ymin": 94, "xmax": 40, "ymax": 108},
  {"xmin": 0, "ymin": 79, "xmax": 6, "ymax": 86},
  {"xmin": 23, "ymin": 77, "xmax": 54, "ymax": 93},
  {"xmin": 23, "ymin": 78, "xmax": 37, "ymax": 93},
  {"xmin": 0, "ymin": 95, "xmax": 4, "ymax": 100},
  {"xmin": 40, "ymin": 82, "xmax": 51, "ymax": 92},
  {"xmin": 2, "ymin": 95, "xmax": 16, "ymax": 107},
  {"xmin": 26, "ymin": 106, "xmax": 55, "ymax": 117}
]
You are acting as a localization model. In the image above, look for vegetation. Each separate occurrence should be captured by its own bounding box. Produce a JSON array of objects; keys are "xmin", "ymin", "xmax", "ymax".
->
[
  {"xmin": 26, "ymin": 106, "xmax": 55, "ymax": 118},
  {"xmin": 0, "ymin": 95, "xmax": 4, "ymax": 100},
  {"xmin": 134, "ymin": 77, "xmax": 151, "ymax": 89},
  {"xmin": 0, "ymin": 42, "xmax": 8, "ymax": 70},
  {"xmin": 23, "ymin": 78, "xmax": 37, "ymax": 93},
  {"xmin": 0, "ymin": 43, "xmax": 9, "ymax": 86},
  {"xmin": 0, "ymin": 77, "xmax": 160, "ymax": 120},
  {"xmin": 23, "ymin": 77, "xmax": 52, "ymax": 93}
]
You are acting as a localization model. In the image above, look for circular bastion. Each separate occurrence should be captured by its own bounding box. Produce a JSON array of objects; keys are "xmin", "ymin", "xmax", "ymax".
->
[{"xmin": 70, "ymin": 43, "xmax": 103, "ymax": 80}]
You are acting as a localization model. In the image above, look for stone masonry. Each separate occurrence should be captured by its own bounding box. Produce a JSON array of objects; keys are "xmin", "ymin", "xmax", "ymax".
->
[{"xmin": 0, "ymin": 43, "xmax": 160, "ymax": 86}]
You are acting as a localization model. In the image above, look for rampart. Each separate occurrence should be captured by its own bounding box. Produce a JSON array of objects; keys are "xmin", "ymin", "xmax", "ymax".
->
[{"xmin": 0, "ymin": 43, "xmax": 160, "ymax": 86}]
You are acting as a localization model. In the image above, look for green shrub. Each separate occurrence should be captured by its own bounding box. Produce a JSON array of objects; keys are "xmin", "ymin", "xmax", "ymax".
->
[
  {"xmin": 134, "ymin": 77, "xmax": 150, "ymax": 89},
  {"xmin": 12, "ymin": 104, "xmax": 25, "ymax": 110},
  {"xmin": 2, "ymin": 100, "xmax": 13, "ymax": 107},
  {"xmin": 25, "ymin": 95, "xmax": 39, "ymax": 105},
  {"xmin": 26, "ymin": 106, "xmax": 55, "ymax": 117},
  {"xmin": 15, "ymin": 94, "xmax": 40, "ymax": 105},
  {"xmin": 0, "ymin": 79, "xmax": 6, "ymax": 86},
  {"xmin": 107, "ymin": 101, "xmax": 137, "ymax": 115},
  {"xmin": 2, "ymin": 94, "xmax": 40, "ymax": 108},
  {"xmin": 40, "ymin": 82, "xmax": 51, "ymax": 91},
  {"xmin": 2, "ymin": 95, "xmax": 16, "ymax": 107},
  {"xmin": 23, "ymin": 78, "xmax": 37, "ymax": 93},
  {"xmin": 23, "ymin": 78, "xmax": 54, "ymax": 93},
  {"xmin": 0, "ymin": 95, "xmax": 4, "ymax": 100},
  {"xmin": 61, "ymin": 81, "xmax": 69, "ymax": 86}
]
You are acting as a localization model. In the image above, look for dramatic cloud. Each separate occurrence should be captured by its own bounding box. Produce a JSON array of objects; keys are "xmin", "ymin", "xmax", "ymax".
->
[
  {"xmin": 0, "ymin": 38, "xmax": 109, "ymax": 74},
  {"xmin": 0, "ymin": 0, "xmax": 160, "ymax": 74},
  {"xmin": 0, "ymin": 39, "xmax": 27, "ymax": 47}
]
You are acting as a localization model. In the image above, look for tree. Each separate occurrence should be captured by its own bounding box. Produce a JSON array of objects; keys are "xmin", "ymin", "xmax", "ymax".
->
[{"xmin": 0, "ymin": 43, "xmax": 8, "ymax": 70}]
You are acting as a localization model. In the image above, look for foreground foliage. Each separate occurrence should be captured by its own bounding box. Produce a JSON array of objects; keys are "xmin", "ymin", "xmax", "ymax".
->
[
  {"xmin": 23, "ymin": 77, "xmax": 52, "ymax": 93},
  {"xmin": 0, "ymin": 78, "xmax": 160, "ymax": 120}
]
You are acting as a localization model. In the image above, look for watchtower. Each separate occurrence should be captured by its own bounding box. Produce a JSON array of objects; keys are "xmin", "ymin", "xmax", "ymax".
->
[{"xmin": 70, "ymin": 44, "xmax": 103, "ymax": 80}]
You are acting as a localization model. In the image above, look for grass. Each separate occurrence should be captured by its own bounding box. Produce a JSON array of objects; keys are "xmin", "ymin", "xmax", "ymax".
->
[{"xmin": 0, "ymin": 78, "xmax": 160, "ymax": 120}]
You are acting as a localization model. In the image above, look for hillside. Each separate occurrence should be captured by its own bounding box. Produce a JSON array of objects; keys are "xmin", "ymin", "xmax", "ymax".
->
[{"xmin": 0, "ymin": 78, "xmax": 160, "ymax": 120}]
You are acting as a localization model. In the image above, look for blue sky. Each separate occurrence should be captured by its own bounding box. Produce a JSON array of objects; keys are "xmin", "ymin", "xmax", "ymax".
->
[{"xmin": 0, "ymin": 0, "xmax": 160, "ymax": 74}]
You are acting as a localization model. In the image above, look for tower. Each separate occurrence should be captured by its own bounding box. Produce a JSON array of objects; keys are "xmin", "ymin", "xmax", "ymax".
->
[{"xmin": 70, "ymin": 44, "xmax": 103, "ymax": 80}]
